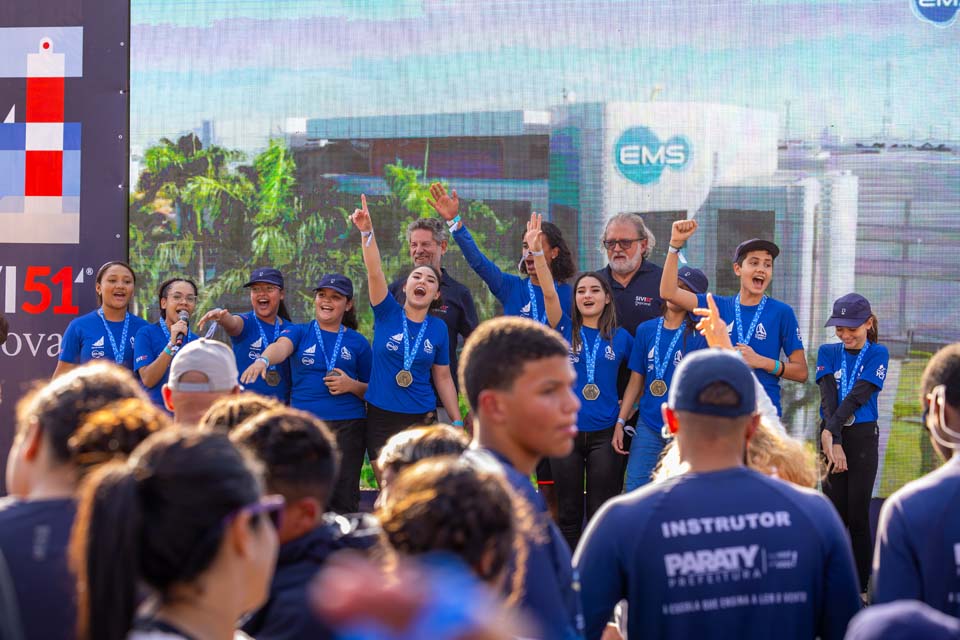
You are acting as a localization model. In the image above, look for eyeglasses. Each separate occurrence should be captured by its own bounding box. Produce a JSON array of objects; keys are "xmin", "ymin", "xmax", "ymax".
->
[
  {"xmin": 250, "ymin": 285, "xmax": 280, "ymax": 295},
  {"xmin": 225, "ymin": 494, "xmax": 285, "ymax": 531},
  {"xmin": 166, "ymin": 293, "xmax": 198, "ymax": 304},
  {"xmin": 602, "ymin": 238, "xmax": 642, "ymax": 250}
]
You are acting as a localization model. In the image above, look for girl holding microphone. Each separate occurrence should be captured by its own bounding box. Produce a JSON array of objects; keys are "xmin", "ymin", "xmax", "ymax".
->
[{"xmin": 350, "ymin": 195, "xmax": 463, "ymax": 482}]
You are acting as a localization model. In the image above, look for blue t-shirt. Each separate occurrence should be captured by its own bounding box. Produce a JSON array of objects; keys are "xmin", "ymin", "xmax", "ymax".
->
[
  {"xmin": 629, "ymin": 318, "xmax": 709, "ymax": 433},
  {"xmin": 815, "ymin": 342, "xmax": 889, "ymax": 424},
  {"xmin": 872, "ymin": 456, "xmax": 960, "ymax": 615},
  {"xmin": 231, "ymin": 311, "xmax": 292, "ymax": 402},
  {"xmin": 575, "ymin": 467, "xmax": 862, "ymax": 640},
  {"xmin": 695, "ymin": 293, "xmax": 804, "ymax": 416},
  {"xmin": 0, "ymin": 497, "xmax": 77, "ymax": 640},
  {"xmin": 59, "ymin": 309, "xmax": 149, "ymax": 371},
  {"xmin": 281, "ymin": 321, "xmax": 372, "ymax": 422},
  {"xmin": 365, "ymin": 294, "xmax": 450, "ymax": 414},
  {"xmin": 477, "ymin": 448, "xmax": 584, "ymax": 640},
  {"xmin": 560, "ymin": 323, "xmax": 633, "ymax": 432},
  {"xmin": 133, "ymin": 321, "xmax": 199, "ymax": 409},
  {"xmin": 452, "ymin": 224, "xmax": 572, "ymax": 321}
]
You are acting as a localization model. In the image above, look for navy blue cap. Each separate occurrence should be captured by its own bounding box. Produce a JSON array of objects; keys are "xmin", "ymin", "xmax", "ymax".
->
[
  {"xmin": 846, "ymin": 601, "xmax": 960, "ymax": 640},
  {"xmin": 825, "ymin": 293, "xmax": 872, "ymax": 328},
  {"xmin": 734, "ymin": 238, "xmax": 779, "ymax": 263},
  {"xmin": 314, "ymin": 273, "xmax": 354, "ymax": 299},
  {"xmin": 677, "ymin": 267, "xmax": 709, "ymax": 295},
  {"xmin": 669, "ymin": 349, "xmax": 756, "ymax": 418},
  {"xmin": 244, "ymin": 267, "xmax": 284, "ymax": 288}
]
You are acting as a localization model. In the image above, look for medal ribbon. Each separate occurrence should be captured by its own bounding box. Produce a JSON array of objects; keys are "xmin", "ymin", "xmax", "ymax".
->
[
  {"xmin": 256, "ymin": 316, "xmax": 281, "ymax": 372},
  {"xmin": 402, "ymin": 311, "xmax": 430, "ymax": 372},
  {"xmin": 97, "ymin": 309, "xmax": 131, "ymax": 365},
  {"xmin": 578, "ymin": 328, "xmax": 604, "ymax": 386},
  {"xmin": 734, "ymin": 294, "xmax": 768, "ymax": 346},
  {"xmin": 840, "ymin": 342, "xmax": 871, "ymax": 400},
  {"xmin": 652, "ymin": 318, "xmax": 685, "ymax": 381},
  {"xmin": 313, "ymin": 321, "xmax": 345, "ymax": 372},
  {"xmin": 526, "ymin": 280, "xmax": 548, "ymax": 325}
]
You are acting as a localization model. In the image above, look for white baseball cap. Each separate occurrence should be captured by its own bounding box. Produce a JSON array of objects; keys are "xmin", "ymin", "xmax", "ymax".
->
[{"xmin": 168, "ymin": 339, "xmax": 239, "ymax": 392}]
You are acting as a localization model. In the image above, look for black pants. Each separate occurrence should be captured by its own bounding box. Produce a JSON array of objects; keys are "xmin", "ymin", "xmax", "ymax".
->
[
  {"xmin": 822, "ymin": 421, "xmax": 879, "ymax": 592},
  {"xmin": 365, "ymin": 404, "xmax": 436, "ymax": 472},
  {"xmin": 327, "ymin": 418, "xmax": 367, "ymax": 514},
  {"xmin": 550, "ymin": 426, "xmax": 622, "ymax": 550}
]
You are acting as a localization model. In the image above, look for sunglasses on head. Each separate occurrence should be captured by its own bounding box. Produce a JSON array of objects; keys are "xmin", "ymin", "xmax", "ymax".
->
[{"xmin": 225, "ymin": 494, "xmax": 285, "ymax": 531}]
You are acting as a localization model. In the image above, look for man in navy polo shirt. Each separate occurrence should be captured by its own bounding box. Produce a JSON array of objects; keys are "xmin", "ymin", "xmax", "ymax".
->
[
  {"xmin": 598, "ymin": 213, "xmax": 663, "ymax": 335},
  {"xmin": 872, "ymin": 343, "xmax": 960, "ymax": 614},
  {"xmin": 575, "ymin": 349, "xmax": 861, "ymax": 640},
  {"xmin": 460, "ymin": 316, "xmax": 584, "ymax": 639},
  {"xmin": 389, "ymin": 217, "xmax": 479, "ymax": 422}
]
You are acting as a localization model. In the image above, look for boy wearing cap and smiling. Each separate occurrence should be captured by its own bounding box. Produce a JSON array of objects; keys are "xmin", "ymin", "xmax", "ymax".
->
[
  {"xmin": 660, "ymin": 220, "xmax": 808, "ymax": 416},
  {"xmin": 575, "ymin": 348, "xmax": 861, "ymax": 640}
]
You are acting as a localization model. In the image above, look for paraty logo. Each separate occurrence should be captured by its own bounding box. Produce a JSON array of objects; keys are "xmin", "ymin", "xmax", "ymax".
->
[
  {"xmin": 614, "ymin": 126, "xmax": 691, "ymax": 185},
  {"xmin": 912, "ymin": 0, "xmax": 959, "ymax": 27}
]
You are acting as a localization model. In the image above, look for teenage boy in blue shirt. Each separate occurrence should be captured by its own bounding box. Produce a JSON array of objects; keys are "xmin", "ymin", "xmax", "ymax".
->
[
  {"xmin": 872, "ymin": 343, "xmax": 960, "ymax": 615},
  {"xmin": 660, "ymin": 219, "xmax": 808, "ymax": 415},
  {"xmin": 575, "ymin": 349, "xmax": 860, "ymax": 640},
  {"xmin": 460, "ymin": 316, "xmax": 584, "ymax": 640}
]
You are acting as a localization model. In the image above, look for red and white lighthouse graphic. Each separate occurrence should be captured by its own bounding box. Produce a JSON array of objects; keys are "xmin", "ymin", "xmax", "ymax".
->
[{"xmin": 0, "ymin": 35, "xmax": 81, "ymax": 244}]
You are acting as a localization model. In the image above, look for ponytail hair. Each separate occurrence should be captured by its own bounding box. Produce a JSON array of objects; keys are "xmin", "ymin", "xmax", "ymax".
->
[
  {"xmin": 70, "ymin": 431, "xmax": 262, "ymax": 640},
  {"xmin": 867, "ymin": 314, "xmax": 879, "ymax": 344}
]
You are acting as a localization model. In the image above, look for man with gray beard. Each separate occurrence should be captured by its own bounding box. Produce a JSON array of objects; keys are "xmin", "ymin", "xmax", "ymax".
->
[{"xmin": 598, "ymin": 213, "xmax": 663, "ymax": 335}]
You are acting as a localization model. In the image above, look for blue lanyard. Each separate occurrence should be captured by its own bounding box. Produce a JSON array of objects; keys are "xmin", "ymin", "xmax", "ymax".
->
[
  {"xmin": 526, "ymin": 280, "xmax": 547, "ymax": 324},
  {"xmin": 578, "ymin": 328, "xmax": 604, "ymax": 385},
  {"xmin": 313, "ymin": 321, "xmax": 345, "ymax": 372},
  {"xmin": 840, "ymin": 342, "xmax": 871, "ymax": 400},
  {"xmin": 158, "ymin": 320, "xmax": 191, "ymax": 345},
  {"xmin": 401, "ymin": 311, "xmax": 430, "ymax": 371},
  {"xmin": 652, "ymin": 318, "xmax": 685, "ymax": 380},
  {"xmin": 734, "ymin": 294, "xmax": 767, "ymax": 346},
  {"xmin": 256, "ymin": 315, "xmax": 281, "ymax": 348},
  {"xmin": 97, "ymin": 309, "xmax": 130, "ymax": 364}
]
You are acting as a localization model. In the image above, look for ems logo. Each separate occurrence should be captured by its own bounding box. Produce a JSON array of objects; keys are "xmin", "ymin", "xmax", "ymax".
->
[
  {"xmin": 91, "ymin": 336, "xmax": 105, "ymax": 358},
  {"xmin": 301, "ymin": 344, "xmax": 315, "ymax": 366},
  {"xmin": 834, "ymin": 370, "xmax": 843, "ymax": 381},
  {"xmin": 340, "ymin": 346, "xmax": 352, "ymax": 360},
  {"xmin": 301, "ymin": 356, "xmax": 315, "ymax": 366},
  {"xmin": 248, "ymin": 336, "xmax": 264, "ymax": 360},
  {"xmin": 876, "ymin": 364, "xmax": 886, "ymax": 380},
  {"xmin": 756, "ymin": 324, "xmax": 767, "ymax": 341},
  {"xmin": 424, "ymin": 339, "xmax": 434, "ymax": 354},
  {"xmin": 605, "ymin": 345, "xmax": 616, "ymax": 361},
  {"xmin": 386, "ymin": 333, "xmax": 402, "ymax": 352},
  {"xmin": 570, "ymin": 352, "xmax": 580, "ymax": 364}
]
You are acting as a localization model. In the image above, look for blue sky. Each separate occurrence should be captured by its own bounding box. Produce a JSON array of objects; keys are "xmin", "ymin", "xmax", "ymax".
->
[{"xmin": 130, "ymin": 0, "xmax": 960, "ymax": 152}]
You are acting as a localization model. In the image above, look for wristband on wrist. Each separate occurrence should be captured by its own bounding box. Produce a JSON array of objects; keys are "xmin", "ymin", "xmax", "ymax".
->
[
  {"xmin": 771, "ymin": 360, "xmax": 781, "ymax": 376},
  {"xmin": 361, "ymin": 230, "xmax": 374, "ymax": 247},
  {"xmin": 616, "ymin": 417, "xmax": 626, "ymax": 426},
  {"xmin": 668, "ymin": 243, "xmax": 683, "ymax": 253},
  {"xmin": 777, "ymin": 360, "xmax": 787, "ymax": 377},
  {"xmin": 163, "ymin": 345, "xmax": 176, "ymax": 357},
  {"xmin": 446, "ymin": 215, "xmax": 462, "ymax": 228},
  {"xmin": 257, "ymin": 355, "xmax": 270, "ymax": 367},
  {"xmin": 529, "ymin": 250, "xmax": 545, "ymax": 257},
  {"xmin": 452, "ymin": 420, "xmax": 464, "ymax": 427}
]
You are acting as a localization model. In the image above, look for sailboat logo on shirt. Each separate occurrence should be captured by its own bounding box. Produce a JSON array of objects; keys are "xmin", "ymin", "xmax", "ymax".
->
[
  {"xmin": 248, "ymin": 337, "xmax": 265, "ymax": 360},
  {"xmin": 301, "ymin": 343, "xmax": 316, "ymax": 366},
  {"xmin": 520, "ymin": 301, "xmax": 532, "ymax": 315},
  {"xmin": 386, "ymin": 333, "xmax": 402, "ymax": 351},
  {"xmin": 91, "ymin": 336, "xmax": 105, "ymax": 358},
  {"xmin": 251, "ymin": 337, "xmax": 264, "ymax": 349},
  {"xmin": 424, "ymin": 339, "xmax": 434, "ymax": 354},
  {"xmin": 876, "ymin": 364, "xmax": 886, "ymax": 380},
  {"xmin": 726, "ymin": 321, "xmax": 734, "ymax": 334},
  {"xmin": 605, "ymin": 345, "xmax": 616, "ymax": 361},
  {"xmin": 674, "ymin": 350, "xmax": 683, "ymax": 365},
  {"xmin": 755, "ymin": 324, "xmax": 767, "ymax": 341},
  {"xmin": 340, "ymin": 346, "xmax": 352, "ymax": 361}
]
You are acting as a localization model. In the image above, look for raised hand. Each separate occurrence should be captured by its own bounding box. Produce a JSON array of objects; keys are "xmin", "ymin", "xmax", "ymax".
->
[
  {"xmin": 427, "ymin": 182, "xmax": 460, "ymax": 221},
  {"xmin": 350, "ymin": 194, "xmax": 373, "ymax": 233},
  {"xmin": 694, "ymin": 293, "xmax": 733, "ymax": 350},
  {"xmin": 670, "ymin": 219, "xmax": 698, "ymax": 246},
  {"xmin": 240, "ymin": 359, "xmax": 267, "ymax": 384},
  {"xmin": 196, "ymin": 307, "xmax": 230, "ymax": 333},
  {"xmin": 524, "ymin": 212, "xmax": 544, "ymax": 253}
]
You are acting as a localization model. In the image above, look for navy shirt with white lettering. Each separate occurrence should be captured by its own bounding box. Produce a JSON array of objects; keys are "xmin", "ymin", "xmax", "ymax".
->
[
  {"xmin": 628, "ymin": 318, "xmax": 708, "ymax": 433},
  {"xmin": 815, "ymin": 342, "xmax": 889, "ymax": 424},
  {"xmin": 389, "ymin": 267, "xmax": 479, "ymax": 391},
  {"xmin": 873, "ymin": 456, "xmax": 960, "ymax": 615},
  {"xmin": 599, "ymin": 262, "xmax": 664, "ymax": 336},
  {"xmin": 695, "ymin": 293, "xmax": 804, "ymax": 415},
  {"xmin": 365, "ymin": 293, "xmax": 449, "ymax": 414},
  {"xmin": 231, "ymin": 311, "xmax": 292, "ymax": 402},
  {"xmin": 133, "ymin": 321, "xmax": 199, "ymax": 409},
  {"xmin": 280, "ymin": 321, "xmax": 372, "ymax": 421},
  {"xmin": 452, "ymin": 224, "xmax": 572, "ymax": 321},
  {"xmin": 0, "ymin": 497, "xmax": 77, "ymax": 640},
  {"xmin": 575, "ymin": 467, "xmax": 861, "ymax": 640},
  {"xmin": 59, "ymin": 309, "xmax": 149, "ymax": 370},
  {"xmin": 560, "ymin": 323, "xmax": 633, "ymax": 432},
  {"xmin": 479, "ymin": 448, "xmax": 584, "ymax": 640}
]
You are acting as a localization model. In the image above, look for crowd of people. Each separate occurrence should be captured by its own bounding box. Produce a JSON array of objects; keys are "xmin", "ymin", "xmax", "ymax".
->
[{"xmin": 1, "ymin": 186, "xmax": 958, "ymax": 639}]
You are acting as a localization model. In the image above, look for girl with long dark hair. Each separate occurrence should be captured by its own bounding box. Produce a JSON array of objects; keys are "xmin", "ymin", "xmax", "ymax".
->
[
  {"xmin": 133, "ymin": 277, "xmax": 200, "ymax": 410},
  {"xmin": 197, "ymin": 267, "xmax": 293, "ymax": 402},
  {"xmin": 55, "ymin": 261, "xmax": 149, "ymax": 377},
  {"xmin": 240, "ymin": 274, "xmax": 372, "ymax": 513},
  {"xmin": 69, "ymin": 430, "xmax": 281, "ymax": 640}
]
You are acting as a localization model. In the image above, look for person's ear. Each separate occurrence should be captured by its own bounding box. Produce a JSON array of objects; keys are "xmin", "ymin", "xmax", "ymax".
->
[
  {"xmin": 227, "ymin": 510, "xmax": 255, "ymax": 557},
  {"xmin": 744, "ymin": 414, "xmax": 760, "ymax": 441},
  {"xmin": 23, "ymin": 421, "xmax": 44, "ymax": 462},
  {"xmin": 733, "ymin": 262, "xmax": 743, "ymax": 277},
  {"xmin": 477, "ymin": 389, "xmax": 505, "ymax": 425}
]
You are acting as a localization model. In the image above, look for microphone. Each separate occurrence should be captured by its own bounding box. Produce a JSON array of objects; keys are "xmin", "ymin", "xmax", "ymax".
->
[{"xmin": 175, "ymin": 310, "xmax": 190, "ymax": 347}]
